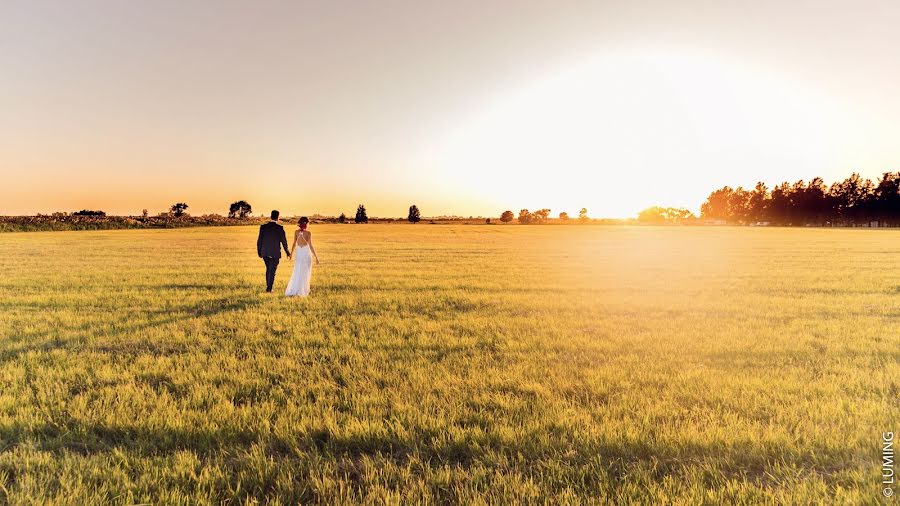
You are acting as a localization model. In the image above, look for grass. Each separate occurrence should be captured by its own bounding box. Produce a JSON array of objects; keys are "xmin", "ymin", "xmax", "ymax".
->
[{"xmin": 0, "ymin": 224, "xmax": 897, "ymax": 504}]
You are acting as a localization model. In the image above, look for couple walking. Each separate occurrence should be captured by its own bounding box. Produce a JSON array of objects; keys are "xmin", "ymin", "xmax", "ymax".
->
[{"xmin": 257, "ymin": 210, "xmax": 320, "ymax": 296}]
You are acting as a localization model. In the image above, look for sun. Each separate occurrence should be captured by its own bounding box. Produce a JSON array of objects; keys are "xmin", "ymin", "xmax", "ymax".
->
[{"xmin": 426, "ymin": 48, "xmax": 844, "ymax": 218}]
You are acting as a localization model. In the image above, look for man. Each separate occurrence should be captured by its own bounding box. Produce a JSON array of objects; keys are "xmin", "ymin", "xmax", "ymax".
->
[{"xmin": 257, "ymin": 210, "xmax": 291, "ymax": 292}]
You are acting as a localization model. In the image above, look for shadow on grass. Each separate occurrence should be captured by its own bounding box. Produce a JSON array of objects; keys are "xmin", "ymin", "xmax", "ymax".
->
[
  {"xmin": 0, "ymin": 418, "xmax": 856, "ymax": 489},
  {"xmin": 0, "ymin": 296, "xmax": 265, "ymax": 364}
]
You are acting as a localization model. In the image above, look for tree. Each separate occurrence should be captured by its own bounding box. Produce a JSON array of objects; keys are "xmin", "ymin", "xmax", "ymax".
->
[
  {"xmin": 802, "ymin": 177, "xmax": 829, "ymax": 225},
  {"xmin": 170, "ymin": 202, "xmax": 189, "ymax": 217},
  {"xmin": 228, "ymin": 200, "xmax": 252, "ymax": 218},
  {"xmin": 700, "ymin": 186, "xmax": 733, "ymax": 221},
  {"xmin": 830, "ymin": 173, "xmax": 875, "ymax": 225},
  {"xmin": 532, "ymin": 209, "xmax": 551, "ymax": 223},
  {"xmin": 407, "ymin": 205, "xmax": 421, "ymax": 223},
  {"xmin": 786, "ymin": 180, "xmax": 807, "ymax": 225},
  {"xmin": 768, "ymin": 182, "xmax": 791, "ymax": 225},
  {"xmin": 559, "ymin": 212, "xmax": 569, "ymax": 221},
  {"xmin": 699, "ymin": 172, "xmax": 894, "ymax": 227},
  {"xmin": 355, "ymin": 204, "xmax": 368, "ymax": 223},
  {"xmin": 578, "ymin": 208, "xmax": 589, "ymax": 222},
  {"xmin": 518, "ymin": 209, "xmax": 532, "ymax": 224},
  {"xmin": 748, "ymin": 182, "xmax": 769, "ymax": 223},
  {"xmin": 874, "ymin": 172, "xmax": 900, "ymax": 226},
  {"xmin": 665, "ymin": 208, "xmax": 696, "ymax": 222},
  {"xmin": 338, "ymin": 213, "xmax": 347, "ymax": 224},
  {"xmin": 638, "ymin": 207, "xmax": 695, "ymax": 224},
  {"xmin": 728, "ymin": 187, "xmax": 751, "ymax": 224},
  {"xmin": 638, "ymin": 206, "xmax": 666, "ymax": 223},
  {"xmin": 500, "ymin": 210, "xmax": 515, "ymax": 223}
]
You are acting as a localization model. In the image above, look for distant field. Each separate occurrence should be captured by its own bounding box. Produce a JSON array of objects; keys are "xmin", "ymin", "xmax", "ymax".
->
[{"xmin": 0, "ymin": 225, "xmax": 897, "ymax": 503}]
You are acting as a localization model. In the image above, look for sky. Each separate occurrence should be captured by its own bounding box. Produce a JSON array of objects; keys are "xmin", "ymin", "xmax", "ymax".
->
[{"xmin": 2, "ymin": 0, "xmax": 899, "ymax": 217}]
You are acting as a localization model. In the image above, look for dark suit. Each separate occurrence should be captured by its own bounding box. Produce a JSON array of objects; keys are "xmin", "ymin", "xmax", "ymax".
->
[{"xmin": 257, "ymin": 221, "xmax": 290, "ymax": 292}]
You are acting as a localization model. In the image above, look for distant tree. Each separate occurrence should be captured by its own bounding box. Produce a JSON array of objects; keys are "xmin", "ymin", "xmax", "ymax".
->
[
  {"xmin": 407, "ymin": 204, "xmax": 421, "ymax": 223},
  {"xmin": 578, "ymin": 208, "xmax": 589, "ymax": 222},
  {"xmin": 638, "ymin": 206, "xmax": 666, "ymax": 223},
  {"xmin": 355, "ymin": 204, "xmax": 368, "ymax": 223},
  {"xmin": 141, "ymin": 209, "xmax": 149, "ymax": 219},
  {"xmin": 748, "ymin": 182, "xmax": 768, "ymax": 223},
  {"xmin": 833, "ymin": 173, "xmax": 875, "ymax": 225},
  {"xmin": 170, "ymin": 202, "xmax": 189, "ymax": 217},
  {"xmin": 700, "ymin": 186, "xmax": 733, "ymax": 221},
  {"xmin": 638, "ymin": 207, "xmax": 695, "ymax": 224},
  {"xmin": 874, "ymin": 172, "xmax": 900, "ymax": 225},
  {"xmin": 700, "ymin": 172, "xmax": 895, "ymax": 227},
  {"xmin": 785, "ymin": 180, "xmax": 807, "ymax": 224},
  {"xmin": 518, "ymin": 209, "xmax": 532, "ymax": 224},
  {"xmin": 532, "ymin": 209, "xmax": 551, "ymax": 223},
  {"xmin": 558, "ymin": 212, "xmax": 569, "ymax": 221},
  {"xmin": 338, "ymin": 213, "xmax": 347, "ymax": 223},
  {"xmin": 767, "ymin": 182, "xmax": 790, "ymax": 225},
  {"xmin": 500, "ymin": 210, "xmax": 515, "ymax": 223},
  {"xmin": 667, "ymin": 208, "xmax": 696, "ymax": 221},
  {"xmin": 802, "ymin": 177, "xmax": 829, "ymax": 225},
  {"xmin": 485, "ymin": 218, "xmax": 491, "ymax": 224},
  {"xmin": 228, "ymin": 200, "xmax": 252, "ymax": 218},
  {"xmin": 73, "ymin": 210, "xmax": 106, "ymax": 217},
  {"xmin": 726, "ymin": 187, "xmax": 751, "ymax": 224}
]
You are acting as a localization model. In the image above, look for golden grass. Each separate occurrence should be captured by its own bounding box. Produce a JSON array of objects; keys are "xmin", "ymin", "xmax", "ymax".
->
[{"xmin": 0, "ymin": 225, "xmax": 897, "ymax": 504}]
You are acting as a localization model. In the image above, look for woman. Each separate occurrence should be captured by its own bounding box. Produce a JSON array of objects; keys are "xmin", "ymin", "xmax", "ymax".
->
[{"xmin": 285, "ymin": 217, "xmax": 320, "ymax": 297}]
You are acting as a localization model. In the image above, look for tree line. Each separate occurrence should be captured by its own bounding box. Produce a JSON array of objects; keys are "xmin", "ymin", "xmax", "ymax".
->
[
  {"xmin": 501, "ymin": 208, "xmax": 590, "ymax": 224},
  {"xmin": 41, "ymin": 197, "xmax": 602, "ymax": 225},
  {"xmin": 700, "ymin": 172, "xmax": 900, "ymax": 226}
]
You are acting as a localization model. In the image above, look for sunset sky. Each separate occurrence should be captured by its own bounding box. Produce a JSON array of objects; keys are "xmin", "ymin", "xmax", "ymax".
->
[{"xmin": 2, "ymin": 0, "xmax": 899, "ymax": 217}]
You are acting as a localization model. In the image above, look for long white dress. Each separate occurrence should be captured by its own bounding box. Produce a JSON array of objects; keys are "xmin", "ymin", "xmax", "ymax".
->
[{"xmin": 285, "ymin": 237, "xmax": 312, "ymax": 297}]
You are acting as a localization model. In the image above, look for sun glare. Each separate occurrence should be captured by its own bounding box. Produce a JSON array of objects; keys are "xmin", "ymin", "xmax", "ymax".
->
[{"xmin": 428, "ymin": 48, "xmax": 845, "ymax": 218}]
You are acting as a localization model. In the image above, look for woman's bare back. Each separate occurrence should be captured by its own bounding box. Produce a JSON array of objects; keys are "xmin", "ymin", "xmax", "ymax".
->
[{"xmin": 294, "ymin": 229, "xmax": 310, "ymax": 247}]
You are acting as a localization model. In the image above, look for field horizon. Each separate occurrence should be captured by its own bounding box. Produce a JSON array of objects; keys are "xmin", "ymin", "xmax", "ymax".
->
[{"xmin": 1, "ymin": 224, "xmax": 897, "ymax": 503}]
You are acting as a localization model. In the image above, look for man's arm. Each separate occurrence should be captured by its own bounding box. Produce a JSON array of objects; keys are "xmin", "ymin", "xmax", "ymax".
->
[
  {"xmin": 257, "ymin": 225, "xmax": 264, "ymax": 257},
  {"xmin": 280, "ymin": 227, "xmax": 290, "ymax": 256}
]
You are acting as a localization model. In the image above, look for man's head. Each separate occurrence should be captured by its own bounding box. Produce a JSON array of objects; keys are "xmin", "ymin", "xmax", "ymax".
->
[{"xmin": 270, "ymin": 210, "xmax": 280, "ymax": 221}]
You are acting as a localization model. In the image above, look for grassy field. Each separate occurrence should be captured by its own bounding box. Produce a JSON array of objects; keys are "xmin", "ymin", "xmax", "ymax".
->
[{"xmin": 0, "ymin": 225, "xmax": 897, "ymax": 504}]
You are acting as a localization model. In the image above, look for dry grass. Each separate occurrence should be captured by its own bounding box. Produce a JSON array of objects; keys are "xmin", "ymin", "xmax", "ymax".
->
[{"xmin": 0, "ymin": 225, "xmax": 897, "ymax": 504}]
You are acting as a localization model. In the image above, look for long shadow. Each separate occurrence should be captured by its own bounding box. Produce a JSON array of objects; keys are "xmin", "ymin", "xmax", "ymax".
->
[
  {"xmin": 0, "ymin": 294, "xmax": 266, "ymax": 364},
  {"xmin": 0, "ymin": 418, "xmax": 859, "ymax": 489}
]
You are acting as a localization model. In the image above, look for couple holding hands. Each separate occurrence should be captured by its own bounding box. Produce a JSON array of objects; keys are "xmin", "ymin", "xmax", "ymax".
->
[{"xmin": 256, "ymin": 210, "xmax": 320, "ymax": 297}]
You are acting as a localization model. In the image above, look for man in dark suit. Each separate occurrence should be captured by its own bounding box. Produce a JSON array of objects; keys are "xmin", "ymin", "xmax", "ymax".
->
[{"xmin": 257, "ymin": 210, "xmax": 291, "ymax": 292}]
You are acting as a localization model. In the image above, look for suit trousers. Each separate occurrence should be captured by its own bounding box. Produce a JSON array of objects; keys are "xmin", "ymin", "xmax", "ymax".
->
[{"xmin": 263, "ymin": 256, "xmax": 280, "ymax": 292}]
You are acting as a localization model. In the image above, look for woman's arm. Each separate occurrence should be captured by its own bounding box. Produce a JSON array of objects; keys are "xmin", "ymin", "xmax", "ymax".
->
[
  {"xmin": 308, "ymin": 232, "xmax": 320, "ymax": 264},
  {"xmin": 289, "ymin": 231, "xmax": 298, "ymax": 257}
]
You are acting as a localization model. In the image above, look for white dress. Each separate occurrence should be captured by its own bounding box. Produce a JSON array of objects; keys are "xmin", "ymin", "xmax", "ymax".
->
[{"xmin": 285, "ymin": 235, "xmax": 312, "ymax": 297}]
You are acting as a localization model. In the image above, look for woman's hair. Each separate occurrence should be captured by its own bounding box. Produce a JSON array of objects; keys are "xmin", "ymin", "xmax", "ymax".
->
[{"xmin": 298, "ymin": 216, "xmax": 309, "ymax": 230}]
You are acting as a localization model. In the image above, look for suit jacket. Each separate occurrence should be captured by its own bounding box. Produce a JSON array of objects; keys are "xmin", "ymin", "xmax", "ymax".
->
[{"xmin": 257, "ymin": 221, "xmax": 289, "ymax": 258}]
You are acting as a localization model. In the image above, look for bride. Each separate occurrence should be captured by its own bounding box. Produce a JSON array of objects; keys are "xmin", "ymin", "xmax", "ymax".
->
[{"xmin": 285, "ymin": 216, "xmax": 320, "ymax": 297}]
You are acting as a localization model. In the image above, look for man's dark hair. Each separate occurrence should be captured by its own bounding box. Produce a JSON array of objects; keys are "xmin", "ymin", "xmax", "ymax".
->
[{"xmin": 270, "ymin": 210, "xmax": 280, "ymax": 220}]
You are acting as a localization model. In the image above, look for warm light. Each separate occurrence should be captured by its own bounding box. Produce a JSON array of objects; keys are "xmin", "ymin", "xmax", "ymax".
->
[{"xmin": 427, "ymin": 48, "xmax": 848, "ymax": 218}]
